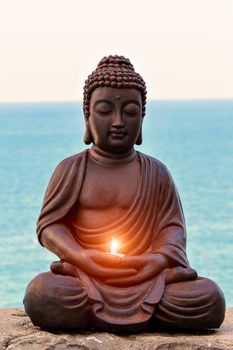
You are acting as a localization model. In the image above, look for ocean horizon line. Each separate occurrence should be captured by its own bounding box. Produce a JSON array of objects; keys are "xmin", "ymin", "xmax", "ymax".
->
[{"xmin": 0, "ymin": 97, "xmax": 233, "ymax": 106}]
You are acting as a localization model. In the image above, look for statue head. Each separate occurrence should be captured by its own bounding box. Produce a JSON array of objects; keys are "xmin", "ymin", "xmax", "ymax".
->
[{"xmin": 83, "ymin": 55, "xmax": 147, "ymax": 148}]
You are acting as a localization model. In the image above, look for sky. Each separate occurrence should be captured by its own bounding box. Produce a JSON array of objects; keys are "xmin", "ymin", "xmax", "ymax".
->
[{"xmin": 0, "ymin": 0, "xmax": 232, "ymax": 102}]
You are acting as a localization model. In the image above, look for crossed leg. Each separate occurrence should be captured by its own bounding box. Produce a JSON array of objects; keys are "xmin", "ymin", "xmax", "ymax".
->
[{"xmin": 24, "ymin": 270, "xmax": 225, "ymax": 330}]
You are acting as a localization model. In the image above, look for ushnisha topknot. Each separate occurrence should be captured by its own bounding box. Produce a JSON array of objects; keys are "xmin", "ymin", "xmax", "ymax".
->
[{"xmin": 83, "ymin": 55, "xmax": 147, "ymax": 119}]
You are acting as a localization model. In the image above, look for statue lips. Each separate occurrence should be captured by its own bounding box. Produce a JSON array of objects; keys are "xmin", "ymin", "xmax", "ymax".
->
[{"xmin": 109, "ymin": 129, "xmax": 127, "ymax": 139}]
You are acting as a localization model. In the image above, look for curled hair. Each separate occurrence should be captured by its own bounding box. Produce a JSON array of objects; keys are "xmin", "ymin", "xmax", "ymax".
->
[{"xmin": 83, "ymin": 55, "xmax": 147, "ymax": 118}]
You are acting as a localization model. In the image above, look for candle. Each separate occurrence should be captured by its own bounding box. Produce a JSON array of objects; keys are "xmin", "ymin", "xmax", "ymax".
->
[
  {"xmin": 111, "ymin": 238, "xmax": 118, "ymax": 254},
  {"xmin": 110, "ymin": 238, "xmax": 124, "ymax": 257}
]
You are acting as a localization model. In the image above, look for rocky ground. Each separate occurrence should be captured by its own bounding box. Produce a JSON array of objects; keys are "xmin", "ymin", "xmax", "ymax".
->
[{"xmin": 0, "ymin": 308, "xmax": 232, "ymax": 350}]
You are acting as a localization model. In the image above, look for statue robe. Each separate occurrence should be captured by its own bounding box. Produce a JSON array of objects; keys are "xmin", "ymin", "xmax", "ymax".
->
[{"xmin": 36, "ymin": 149, "xmax": 194, "ymax": 327}]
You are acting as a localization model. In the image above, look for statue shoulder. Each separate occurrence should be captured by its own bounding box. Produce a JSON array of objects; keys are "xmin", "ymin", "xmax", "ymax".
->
[
  {"xmin": 53, "ymin": 149, "xmax": 87, "ymax": 172},
  {"xmin": 48, "ymin": 149, "xmax": 88, "ymax": 184},
  {"xmin": 137, "ymin": 151, "xmax": 172, "ymax": 179}
]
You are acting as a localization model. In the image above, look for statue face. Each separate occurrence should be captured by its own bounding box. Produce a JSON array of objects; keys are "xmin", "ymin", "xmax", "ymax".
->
[{"xmin": 88, "ymin": 87, "xmax": 143, "ymax": 153}]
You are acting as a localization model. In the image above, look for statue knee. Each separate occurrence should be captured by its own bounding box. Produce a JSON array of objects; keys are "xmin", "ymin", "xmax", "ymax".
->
[
  {"xmin": 154, "ymin": 277, "xmax": 225, "ymax": 330},
  {"xmin": 204, "ymin": 278, "xmax": 225, "ymax": 328},
  {"xmin": 24, "ymin": 272, "xmax": 53, "ymax": 327},
  {"xmin": 24, "ymin": 271, "xmax": 90, "ymax": 329}
]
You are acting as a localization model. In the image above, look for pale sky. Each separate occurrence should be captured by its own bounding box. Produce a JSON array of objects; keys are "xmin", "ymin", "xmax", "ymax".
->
[{"xmin": 0, "ymin": 0, "xmax": 232, "ymax": 102}]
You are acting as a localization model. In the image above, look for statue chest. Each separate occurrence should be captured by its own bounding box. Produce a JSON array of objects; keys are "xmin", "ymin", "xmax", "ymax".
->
[
  {"xmin": 78, "ymin": 157, "xmax": 140, "ymax": 209},
  {"xmin": 69, "ymin": 157, "xmax": 141, "ymax": 229}
]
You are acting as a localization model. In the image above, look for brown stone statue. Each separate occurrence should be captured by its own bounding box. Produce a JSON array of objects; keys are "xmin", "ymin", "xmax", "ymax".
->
[{"xmin": 24, "ymin": 55, "xmax": 225, "ymax": 331}]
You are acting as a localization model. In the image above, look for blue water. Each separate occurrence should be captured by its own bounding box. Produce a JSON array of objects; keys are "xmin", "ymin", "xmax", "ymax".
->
[{"xmin": 0, "ymin": 100, "xmax": 232, "ymax": 307}]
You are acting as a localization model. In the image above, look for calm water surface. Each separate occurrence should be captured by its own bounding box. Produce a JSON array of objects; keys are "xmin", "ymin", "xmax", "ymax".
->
[{"xmin": 0, "ymin": 100, "xmax": 232, "ymax": 307}]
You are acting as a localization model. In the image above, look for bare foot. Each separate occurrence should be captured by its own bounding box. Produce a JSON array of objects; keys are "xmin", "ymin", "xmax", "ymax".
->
[
  {"xmin": 50, "ymin": 261, "xmax": 79, "ymax": 277},
  {"xmin": 165, "ymin": 266, "xmax": 197, "ymax": 284}
]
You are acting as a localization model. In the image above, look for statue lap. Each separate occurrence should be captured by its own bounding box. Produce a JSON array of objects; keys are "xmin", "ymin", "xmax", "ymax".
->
[{"xmin": 24, "ymin": 271, "xmax": 225, "ymax": 331}]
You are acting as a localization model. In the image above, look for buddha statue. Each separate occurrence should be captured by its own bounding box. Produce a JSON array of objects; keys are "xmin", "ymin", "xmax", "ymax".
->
[{"xmin": 24, "ymin": 55, "xmax": 225, "ymax": 331}]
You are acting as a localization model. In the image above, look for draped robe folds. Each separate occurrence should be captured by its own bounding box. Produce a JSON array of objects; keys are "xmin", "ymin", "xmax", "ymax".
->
[{"xmin": 36, "ymin": 149, "xmax": 193, "ymax": 326}]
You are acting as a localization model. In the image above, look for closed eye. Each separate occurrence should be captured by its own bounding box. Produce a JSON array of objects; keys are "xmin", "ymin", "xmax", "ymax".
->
[
  {"xmin": 97, "ymin": 109, "xmax": 112, "ymax": 115},
  {"xmin": 95, "ymin": 102, "xmax": 112, "ymax": 115},
  {"xmin": 123, "ymin": 103, "xmax": 140, "ymax": 115}
]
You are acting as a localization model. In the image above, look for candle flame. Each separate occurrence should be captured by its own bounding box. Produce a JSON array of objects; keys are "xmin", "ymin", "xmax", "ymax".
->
[{"xmin": 111, "ymin": 238, "xmax": 118, "ymax": 255}]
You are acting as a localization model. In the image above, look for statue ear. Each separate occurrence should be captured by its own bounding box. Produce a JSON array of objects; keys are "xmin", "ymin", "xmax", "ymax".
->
[
  {"xmin": 135, "ymin": 127, "xmax": 142, "ymax": 145},
  {"xmin": 84, "ymin": 121, "xmax": 94, "ymax": 145}
]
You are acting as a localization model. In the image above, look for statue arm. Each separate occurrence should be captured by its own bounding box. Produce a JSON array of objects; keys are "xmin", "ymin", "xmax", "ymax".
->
[
  {"xmin": 40, "ymin": 222, "xmax": 83, "ymax": 265},
  {"xmin": 152, "ymin": 162, "xmax": 189, "ymax": 268}
]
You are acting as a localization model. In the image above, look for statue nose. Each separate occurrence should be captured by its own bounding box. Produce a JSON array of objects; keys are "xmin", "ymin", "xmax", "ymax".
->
[{"xmin": 112, "ymin": 111, "xmax": 124, "ymax": 128}]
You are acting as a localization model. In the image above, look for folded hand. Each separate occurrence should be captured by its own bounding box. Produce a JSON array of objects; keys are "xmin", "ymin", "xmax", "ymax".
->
[
  {"xmin": 51, "ymin": 248, "xmax": 137, "ymax": 280},
  {"xmin": 105, "ymin": 253, "xmax": 169, "ymax": 286}
]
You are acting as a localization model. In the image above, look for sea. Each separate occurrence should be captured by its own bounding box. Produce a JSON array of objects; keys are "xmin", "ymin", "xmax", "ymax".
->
[{"xmin": 0, "ymin": 100, "xmax": 233, "ymax": 307}]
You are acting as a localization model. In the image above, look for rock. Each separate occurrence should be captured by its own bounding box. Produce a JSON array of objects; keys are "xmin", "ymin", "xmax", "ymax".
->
[{"xmin": 0, "ymin": 308, "xmax": 232, "ymax": 350}]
